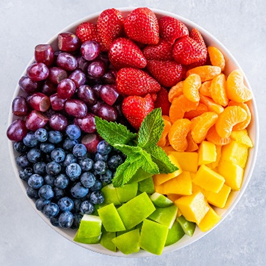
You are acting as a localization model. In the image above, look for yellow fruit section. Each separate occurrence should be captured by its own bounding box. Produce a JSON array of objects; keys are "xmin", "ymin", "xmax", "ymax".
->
[
  {"xmin": 192, "ymin": 183, "xmax": 209, "ymax": 197},
  {"xmin": 198, "ymin": 141, "xmax": 217, "ymax": 165},
  {"xmin": 169, "ymin": 152, "xmax": 198, "ymax": 172},
  {"xmin": 167, "ymin": 194, "xmax": 182, "ymax": 202},
  {"xmin": 207, "ymin": 145, "xmax": 222, "ymax": 169},
  {"xmin": 162, "ymin": 146, "xmax": 175, "ymax": 155},
  {"xmin": 230, "ymin": 130, "xmax": 253, "ymax": 148},
  {"xmin": 198, "ymin": 206, "xmax": 221, "ymax": 232},
  {"xmin": 206, "ymin": 184, "xmax": 231, "ymax": 208}
]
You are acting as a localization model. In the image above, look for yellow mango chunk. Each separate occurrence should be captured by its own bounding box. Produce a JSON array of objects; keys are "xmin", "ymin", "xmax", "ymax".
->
[
  {"xmin": 192, "ymin": 183, "xmax": 209, "ymax": 197},
  {"xmin": 162, "ymin": 146, "xmax": 175, "ymax": 155},
  {"xmin": 198, "ymin": 206, "xmax": 221, "ymax": 232},
  {"xmin": 218, "ymin": 160, "xmax": 243, "ymax": 190},
  {"xmin": 167, "ymin": 194, "xmax": 182, "ymax": 202},
  {"xmin": 230, "ymin": 130, "xmax": 253, "ymax": 148},
  {"xmin": 163, "ymin": 171, "xmax": 192, "ymax": 195},
  {"xmin": 221, "ymin": 141, "xmax": 248, "ymax": 168},
  {"xmin": 154, "ymin": 183, "xmax": 164, "ymax": 194},
  {"xmin": 153, "ymin": 154, "xmax": 182, "ymax": 185},
  {"xmin": 206, "ymin": 184, "xmax": 231, "ymax": 208},
  {"xmin": 193, "ymin": 165, "xmax": 225, "ymax": 193},
  {"xmin": 198, "ymin": 141, "xmax": 217, "ymax": 165},
  {"xmin": 207, "ymin": 145, "xmax": 222, "ymax": 169},
  {"xmin": 169, "ymin": 152, "xmax": 198, "ymax": 172},
  {"xmin": 175, "ymin": 192, "xmax": 210, "ymax": 224},
  {"xmin": 177, "ymin": 209, "xmax": 182, "ymax": 217}
]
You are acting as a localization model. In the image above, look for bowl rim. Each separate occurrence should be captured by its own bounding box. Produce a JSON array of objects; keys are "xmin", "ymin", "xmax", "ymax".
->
[{"xmin": 8, "ymin": 7, "xmax": 259, "ymax": 258}]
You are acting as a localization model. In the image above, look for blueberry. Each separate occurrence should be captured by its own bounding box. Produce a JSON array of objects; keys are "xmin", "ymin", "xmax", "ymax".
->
[
  {"xmin": 19, "ymin": 167, "xmax": 33, "ymax": 181},
  {"xmin": 63, "ymin": 153, "xmax": 77, "ymax": 167},
  {"xmin": 66, "ymin": 125, "xmax": 81, "ymax": 140},
  {"xmin": 23, "ymin": 132, "xmax": 38, "ymax": 147},
  {"xmin": 108, "ymin": 155, "xmax": 123, "ymax": 170},
  {"xmin": 99, "ymin": 170, "xmax": 113, "ymax": 185},
  {"xmin": 54, "ymin": 174, "xmax": 69, "ymax": 189},
  {"xmin": 70, "ymin": 182, "xmax": 89, "ymax": 199},
  {"xmin": 33, "ymin": 162, "xmax": 46, "ymax": 175},
  {"xmin": 80, "ymin": 200, "xmax": 95, "ymax": 214},
  {"xmin": 66, "ymin": 163, "xmax": 81, "ymax": 181},
  {"xmin": 71, "ymin": 213, "xmax": 82, "ymax": 229},
  {"xmin": 95, "ymin": 153, "xmax": 108, "ymax": 162},
  {"xmin": 58, "ymin": 211, "xmax": 74, "ymax": 228},
  {"xmin": 50, "ymin": 217, "xmax": 59, "ymax": 227},
  {"xmin": 80, "ymin": 172, "xmax": 96, "ymax": 188},
  {"xmin": 26, "ymin": 186, "xmax": 38, "ymax": 199},
  {"xmin": 42, "ymin": 202, "xmax": 59, "ymax": 218},
  {"xmin": 16, "ymin": 154, "xmax": 30, "ymax": 168},
  {"xmin": 28, "ymin": 174, "xmax": 44, "ymax": 189},
  {"xmin": 51, "ymin": 148, "xmax": 66, "ymax": 163},
  {"xmin": 90, "ymin": 180, "xmax": 102, "ymax": 192},
  {"xmin": 73, "ymin": 199, "xmax": 82, "ymax": 213},
  {"xmin": 40, "ymin": 142, "xmax": 55, "ymax": 153},
  {"xmin": 58, "ymin": 197, "xmax": 74, "ymax": 211},
  {"xmin": 14, "ymin": 141, "xmax": 28, "ymax": 153},
  {"xmin": 53, "ymin": 187, "xmax": 65, "ymax": 201},
  {"xmin": 89, "ymin": 191, "xmax": 104, "ymax": 205},
  {"xmin": 79, "ymin": 158, "xmax": 93, "ymax": 171},
  {"xmin": 97, "ymin": 140, "xmax": 112, "ymax": 155},
  {"xmin": 38, "ymin": 185, "xmax": 54, "ymax": 200},
  {"xmin": 44, "ymin": 174, "xmax": 55, "ymax": 186},
  {"xmin": 35, "ymin": 198, "xmax": 50, "ymax": 211},
  {"xmin": 35, "ymin": 128, "xmax": 48, "ymax": 142},
  {"xmin": 46, "ymin": 161, "xmax": 61, "ymax": 176},
  {"xmin": 27, "ymin": 148, "xmax": 42, "ymax": 163},
  {"xmin": 93, "ymin": 160, "xmax": 107, "ymax": 175},
  {"xmin": 73, "ymin": 144, "xmax": 87, "ymax": 158},
  {"xmin": 63, "ymin": 138, "xmax": 78, "ymax": 151},
  {"xmin": 48, "ymin": 131, "xmax": 63, "ymax": 144}
]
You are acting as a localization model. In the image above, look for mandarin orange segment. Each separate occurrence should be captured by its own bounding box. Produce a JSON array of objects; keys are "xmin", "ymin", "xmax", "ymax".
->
[
  {"xmin": 184, "ymin": 103, "xmax": 208, "ymax": 120},
  {"xmin": 208, "ymin": 46, "xmax": 225, "ymax": 71},
  {"xmin": 183, "ymin": 74, "xmax": 201, "ymax": 102},
  {"xmin": 215, "ymin": 106, "xmax": 247, "ymax": 138},
  {"xmin": 199, "ymin": 81, "xmax": 212, "ymax": 97},
  {"xmin": 186, "ymin": 132, "xmax": 199, "ymax": 152},
  {"xmin": 200, "ymin": 94, "xmax": 224, "ymax": 114},
  {"xmin": 228, "ymin": 101, "xmax": 251, "ymax": 130},
  {"xmin": 206, "ymin": 126, "xmax": 231, "ymax": 146},
  {"xmin": 169, "ymin": 95, "xmax": 199, "ymax": 123},
  {"xmin": 226, "ymin": 69, "xmax": 252, "ymax": 102},
  {"xmin": 210, "ymin": 74, "xmax": 228, "ymax": 106},
  {"xmin": 191, "ymin": 112, "xmax": 218, "ymax": 143},
  {"xmin": 186, "ymin": 65, "xmax": 221, "ymax": 82},
  {"xmin": 168, "ymin": 81, "xmax": 184, "ymax": 103},
  {"xmin": 162, "ymin": 115, "xmax": 172, "ymax": 123},
  {"xmin": 169, "ymin": 119, "xmax": 191, "ymax": 151},
  {"xmin": 157, "ymin": 117, "xmax": 172, "ymax": 147}
]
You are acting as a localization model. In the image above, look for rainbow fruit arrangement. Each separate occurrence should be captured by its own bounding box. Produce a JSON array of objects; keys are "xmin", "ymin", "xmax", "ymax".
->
[{"xmin": 6, "ymin": 7, "xmax": 254, "ymax": 255}]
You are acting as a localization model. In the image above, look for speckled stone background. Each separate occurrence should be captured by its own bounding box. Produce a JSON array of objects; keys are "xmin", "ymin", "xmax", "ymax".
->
[{"xmin": 1, "ymin": 0, "xmax": 265, "ymax": 265}]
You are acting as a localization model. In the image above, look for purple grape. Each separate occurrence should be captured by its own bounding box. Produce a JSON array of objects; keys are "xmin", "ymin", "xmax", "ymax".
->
[
  {"xmin": 50, "ymin": 93, "xmax": 66, "ymax": 111},
  {"xmin": 102, "ymin": 71, "xmax": 116, "ymax": 84},
  {"xmin": 92, "ymin": 84, "xmax": 102, "ymax": 97},
  {"xmin": 58, "ymin": 32, "xmax": 80, "ymax": 52},
  {"xmin": 74, "ymin": 114, "xmax": 96, "ymax": 133},
  {"xmin": 35, "ymin": 44, "xmax": 54, "ymax": 66},
  {"xmin": 27, "ymin": 63, "xmax": 49, "ymax": 82},
  {"xmin": 98, "ymin": 103, "xmax": 117, "ymax": 122},
  {"xmin": 87, "ymin": 60, "xmax": 106, "ymax": 79},
  {"xmin": 6, "ymin": 119, "xmax": 28, "ymax": 141},
  {"xmin": 25, "ymin": 110, "xmax": 49, "ymax": 131},
  {"xmin": 81, "ymin": 40, "xmax": 100, "ymax": 61},
  {"xmin": 48, "ymin": 67, "xmax": 68, "ymax": 84},
  {"xmin": 19, "ymin": 76, "xmax": 39, "ymax": 93},
  {"xmin": 65, "ymin": 99, "xmax": 87, "ymax": 118},
  {"xmin": 89, "ymin": 101, "xmax": 103, "ymax": 115},
  {"xmin": 77, "ymin": 85, "xmax": 97, "ymax": 106},
  {"xmin": 41, "ymin": 80, "xmax": 57, "ymax": 96},
  {"xmin": 12, "ymin": 96, "xmax": 28, "ymax": 116},
  {"xmin": 100, "ymin": 84, "xmax": 119, "ymax": 106},
  {"xmin": 57, "ymin": 78, "xmax": 76, "ymax": 99},
  {"xmin": 56, "ymin": 52, "xmax": 77, "ymax": 71},
  {"xmin": 49, "ymin": 114, "xmax": 68, "ymax": 131},
  {"xmin": 28, "ymin": 92, "xmax": 50, "ymax": 112},
  {"xmin": 69, "ymin": 70, "xmax": 86, "ymax": 87},
  {"xmin": 98, "ymin": 53, "xmax": 109, "ymax": 66},
  {"xmin": 76, "ymin": 56, "xmax": 89, "ymax": 72}
]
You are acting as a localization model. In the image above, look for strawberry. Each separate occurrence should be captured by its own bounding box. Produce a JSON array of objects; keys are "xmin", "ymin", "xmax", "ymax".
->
[
  {"xmin": 122, "ymin": 94, "xmax": 154, "ymax": 129},
  {"xmin": 150, "ymin": 93, "xmax": 158, "ymax": 102},
  {"xmin": 146, "ymin": 60, "xmax": 184, "ymax": 87},
  {"xmin": 154, "ymin": 87, "xmax": 170, "ymax": 116},
  {"xmin": 116, "ymin": 68, "xmax": 161, "ymax": 96},
  {"xmin": 172, "ymin": 36, "xmax": 207, "ymax": 65},
  {"xmin": 76, "ymin": 22, "xmax": 99, "ymax": 43},
  {"xmin": 158, "ymin": 16, "xmax": 189, "ymax": 45},
  {"xmin": 109, "ymin": 38, "xmax": 147, "ymax": 69},
  {"xmin": 97, "ymin": 8, "xmax": 124, "ymax": 51},
  {"xmin": 124, "ymin": 8, "xmax": 159, "ymax": 45},
  {"xmin": 142, "ymin": 39, "xmax": 173, "ymax": 61}
]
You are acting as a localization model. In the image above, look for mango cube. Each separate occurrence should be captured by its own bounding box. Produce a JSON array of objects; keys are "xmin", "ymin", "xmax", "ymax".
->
[
  {"xmin": 175, "ymin": 192, "xmax": 210, "ymax": 224},
  {"xmin": 230, "ymin": 130, "xmax": 253, "ymax": 148},
  {"xmin": 198, "ymin": 141, "xmax": 217, "ymax": 165},
  {"xmin": 206, "ymin": 184, "xmax": 231, "ymax": 208},
  {"xmin": 167, "ymin": 194, "xmax": 182, "ymax": 202},
  {"xmin": 207, "ymin": 145, "xmax": 222, "ymax": 169},
  {"xmin": 162, "ymin": 146, "xmax": 175, "ymax": 155},
  {"xmin": 192, "ymin": 183, "xmax": 209, "ymax": 197},
  {"xmin": 163, "ymin": 171, "xmax": 192, "ymax": 195},
  {"xmin": 169, "ymin": 152, "xmax": 198, "ymax": 172},
  {"xmin": 218, "ymin": 160, "xmax": 244, "ymax": 190},
  {"xmin": 154, "ymin": 183, "xmax": 164, "ymax": 194},
  {"xmin": 198, "ymin": 206, "xmax": 221, "ymax": 232},
  {"xmin": 193, "ymin": 165, "xmax": 225, "ymax": 193}
]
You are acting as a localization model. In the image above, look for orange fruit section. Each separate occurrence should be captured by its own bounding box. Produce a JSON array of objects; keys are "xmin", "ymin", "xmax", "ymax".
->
[
  {"xmin": 186, "ymin": 65, "xmax": 221, "ymax": 82},
  {"xmin": 206, "ymin": 126, "xmax": 231, "ymax": 146},
  {"xmin": 186, "ymin": 132, "xmax": 199, "ymax": 152},
  {"xmin": 200, "ymin": 94, "xmax": 224, "ymax": 114},
  {"xmin": 168, "ymin": 81, "xmax": 183, "ymax": 103},
  {"xmin": 184, "ymin": 103, "xmax": 208, "ymax": 120},
  {"xmin": 210, "ymin": 74, "xmax": 228, "ymax": 106},
  {"xmin": 208, "ymin": 46, "xmax": 225, "ymax": 71},
  {"xmin": 183, "ymin": 74, "xmax": 201, "ymax": 102},
  {"xmin": 157, "ymin": 116, "xmax": 172, "ymax": 147},
  {"xmin": 199, "ymin": 81, "xmax": 212, "ymax": 97}
]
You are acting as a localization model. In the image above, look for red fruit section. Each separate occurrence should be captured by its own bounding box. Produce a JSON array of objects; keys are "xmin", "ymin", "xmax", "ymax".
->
[{"xmin": 154, "ymin": 87, "xmax": 171, "ymax": 116}]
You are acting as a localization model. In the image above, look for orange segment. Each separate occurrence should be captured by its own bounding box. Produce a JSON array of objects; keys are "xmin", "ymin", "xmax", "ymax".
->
[
  {"xmin": 184, "ymin": 103, "xmax": 208, "ymax": 120},
  {"xmin": 199, "ymin": 81, "xmax": 212, "ymax": 97},
  {"xmin": 226, "ymin": 69, "xmax": 252, "ymax": 102},
  {"xmin": 186, "ymin": 65, "xmax": 221, "ymax": 82},
  {"xmin": 169, "ymin": 119, "xmax": 191, "ymax": 151},
  {"xmin": 191, "ymin": 112, "xmax": 218, "ymax": 143},
  {"xmin": 157, "ymin": 117, "xmax": 172, "ymax": 147},
  {"xmin": 186, "ymin": 132, "xmax": 199, "ymax": 152},
  {"xmin": 216, "ymin": 106, "xmax": 247, "ymax": 138},
  {"xmin": 183, "ymin": 74, "xmax": 201, "ymax": 102},
  {"xmin": 168, "ymin": 81, "xmax": 183, "ymax": 103},
  {"xmin": 206, "ymin": 126, "xmax": 231, "ymax": 146},
  {"xmin": 210, "ymin": 74, "xmax": 228, "ymax": 106},
  {"xmin": 169, "ymin": 95, "xmax": 199, "ymax": 123},
  {"xmin": 228, "ymin": 101, "xmax": 251, "ymax": 130},
  {"xmin": 200, "ymin": 94, "xmax": 224, "ymax": 114},
  {"xmin": 208, "ymin": 46, "xmax": 225, "ymax": 71}
]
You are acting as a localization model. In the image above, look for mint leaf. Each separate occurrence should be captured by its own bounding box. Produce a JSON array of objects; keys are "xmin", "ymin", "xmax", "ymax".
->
[
  {"xmin": 138, "ymin": 108, "xmax": 165, "ymax": 149},
  {"xmin": 145, "ymin": 146, "xmax": 178, "ymax": 174},
  {"xmin": 113, "ymin": 144, "xmax": 143, "ymax": 157},
  {"xmin": 140, "ymin": 149, "xmax": 160, "ymax": 174},
  {"xmin": 95, "ymin": 117, "xmax": 137, "ymax": 146}
]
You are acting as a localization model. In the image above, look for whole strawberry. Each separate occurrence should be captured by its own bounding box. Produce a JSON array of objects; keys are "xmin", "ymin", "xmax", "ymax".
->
[
  {"xmin": 146, "ymin": 60, "xmax": 184, "ymax": 87},
  {"xmin": 116, "ymin": 68, "xmax": 161, "ymax": 96},
  {"xmin": 158, "ymin": 16, "xmax": 189, "ymax": 45},
  {"xmin": 109, "ymin": 38, "xmax": 147, "ymax": 69},
  {"xmin": 97, "ymin": 8, "xmax": 124, "ymax": 51},
  {"xmin": 122, "ymin": 94, "xmax": 154, "ymax": 129},
  {"xmin": 124, "ymin": 7, "xmax": 159, "ymax": 44},
  {"xmin": 154, "ymin": 87, "xmax": 170, "ymax": 116},
  {"xmin": 76, "ymin": 22, "xmax": 99, "ymax": 43}
]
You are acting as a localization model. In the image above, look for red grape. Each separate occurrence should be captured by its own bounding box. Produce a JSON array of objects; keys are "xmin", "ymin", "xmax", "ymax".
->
[
  {"xmin": 19, "ymin": 76, "xmax": 39, "ymax": 93},
  {"xmin": 77, "ymin": 56, "xmax": 89, "ymax": 72},
  {"xmin": 74, "ymin": 114, "xmax": 96, "ymax": 133},
  {"xmin": 12, "ymin": 96, "xmax": 28, "ymax": 116},
  {"xmin": 49, "ymin": 114, "xmax": 68, "ymax": 131},
  {"xmin": 89, "ymin": 101, "xmax": 103, "ymax": 115},
  {"xmin": 92, "ymin": 84, "xmax": 102, "ymax": 97},
  {"xmin": 77, "ymin": 85, "xmax": 97, "ymax": 106},
  {"xmin": 100, "ymin": 84, "xmax": 119, "ymax": 106},
  {"xmin": 50, "ymin": 93, "xmax": 66, "ymax": 111},
  {"xmin": 69, "ymin": 70, "xmax": 86, "ymax": 87},
  {"xmin": 25, "ymin": 110, "xmax": 48, "ymax": 131},
  {"xmin": 6, "ymin": 119, "xmax": 28, "ymax": 141},
  {"xmin": 56, "ymin": 52, "xmax": 77, "ymax": 71},
  {"xmin": 98, "ymin": 103, "xmax": 117, "ymax": 122},
  {"xmin": 35, "ymin": 44, "xmax": 54, "ymax": 66},
  {"xmin": 57, "ymin": 79, "xmax": 76, "ymax": 99},
  {"xmin": 27, "ymin": 63, "xmax": 49, "ymax": 82},
  {"xmin": 28, "ymin": 92, "xmax": 51, "ymax": 112},
  {"xmin": 81, "ymin": 40, "xmax": 100, "ymax": 61},
  {"xmin": 48, "ymin": 67, "xmax": 68, "ymax": 84},
  {"xmin": 87, "ymin": 60, "xmax": 106, "ymax": 78},
  {"xmin": 41, "ymin": 80, "xmax": 57, "ymax": 96},
  {"xmin": 102, "ymin": 71, "xmax": 116, "ymax": 84},
  {"xmin": 65, "ymin": 99, "xmax": 87, "ymax": 118},
  {"xmin": 58, "ymin": 32, "xmax": 80, "ymax": 52},
  {"xmin": 81, "ymin": 133, "xmax": 100, "ymax": 153}
]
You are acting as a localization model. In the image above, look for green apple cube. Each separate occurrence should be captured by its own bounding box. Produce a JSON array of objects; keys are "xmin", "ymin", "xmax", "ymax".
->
[
  {"xmin": 74, "ymin": 233, "xmax": 101, "ymax": 244},
  {"xmin": 177, "ymin": 215, "xmax": 196, "ymax": 237},
  {"xmin": 76, "ymin": 215, "xmax": 102, "ymax": 238},
  {"xmin": 116, "ymin": 183, "xmax": 138, "ymax": 203},
  {"xmin": 117, "ymin": 192, "xmax": 156, "ymax": 229},
  {"xmin": 149, "ymin": 205, "xmax": 178, "ymax": 228},
  {"xmin": 150, "ymin": 192, "xmax": 173, "ymax": 207},
  {"xmin": 140, "ymin": 219, "xmax": 168, "ymax": 255},
  {"xmin": 112, "ymin": 229, "xmax": 140, "ymax": 255},
  {"xmin": 101, "ymin": 184, "xmax": 121, "ymax": 205},
  {"xmin": 100, "ymin": 229, "xmax": 117, "ymax": 252},
  {"xmin": 138, "ymin": 177, "xmax": 155, "ymax": 194},
  {"xmin": 128, "ymin": 168, "xmax": 153, "ymax": 184},
  {"xmin": 165, "ymin": 221, "xmax": 185, "ymax": 246},
  {"xmin": 98, "ymin": 203, "xmax": 126, "ymax": 232}
]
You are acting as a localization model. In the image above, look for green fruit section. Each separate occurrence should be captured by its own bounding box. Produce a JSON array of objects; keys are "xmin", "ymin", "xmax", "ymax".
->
[
  {"xmin": 138, "ymin": 177, "xmax": 155, "ymax": 194},
  {"xmin": 100, "ymin": 229, "xmax": 117, "ymax": 252},
  {"xmin": 150, "ymin": 192, "xmax": 173, "ymax": 207},
  {"xmin": 165, "ymin": 221, "xmax": 185, "ymax": 246},
  {"xmin": 177, "ymin": 215, "xmax": 196, "ymax": 237}
]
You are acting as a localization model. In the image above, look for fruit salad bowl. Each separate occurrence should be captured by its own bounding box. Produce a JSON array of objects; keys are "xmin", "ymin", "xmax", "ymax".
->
[{"xmin": 8, "ymin": 7, "xmax": 259, "ymax": 257}]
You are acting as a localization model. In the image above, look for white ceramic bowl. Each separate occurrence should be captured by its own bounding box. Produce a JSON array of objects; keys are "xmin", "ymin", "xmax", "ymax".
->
[{"xmin": 8, "ymin": 7, "xmax": 259, "ymax": 257}]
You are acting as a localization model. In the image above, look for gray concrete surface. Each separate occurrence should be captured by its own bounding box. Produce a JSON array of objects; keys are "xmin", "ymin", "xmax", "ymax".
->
[{"xmin": 0, "ymin": 0, "xmax": 265, "ymax": 265}]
